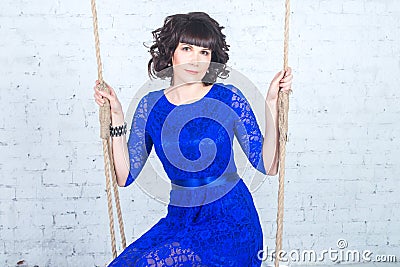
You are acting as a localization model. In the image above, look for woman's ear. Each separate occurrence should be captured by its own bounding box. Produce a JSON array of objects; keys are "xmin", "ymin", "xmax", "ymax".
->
[{"xmin": 171, "ymin": 53, "xmax": 176, "ymax": 66}]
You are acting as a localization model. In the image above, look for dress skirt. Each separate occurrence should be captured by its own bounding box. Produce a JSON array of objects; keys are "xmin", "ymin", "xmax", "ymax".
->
[{"xmin": 107, "ymin": 178, "xmax": 263, "ymax": 266}]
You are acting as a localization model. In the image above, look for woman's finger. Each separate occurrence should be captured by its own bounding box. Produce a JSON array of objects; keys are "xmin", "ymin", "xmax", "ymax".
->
[
  {"xmin": 280, "ymin": 74, "xmax": 293, "ymax": 83},
  {"xmin": 272, "ymin": 70, "xmax": 284, "ymax": 81},
  {"xmin": 100, "ymin": 90, "xmax": 111, "ymax": 98},
  {"xmin": 279, "ymin": 81, "xmax": 292, "ymax": 88},
  {"xmin": 94, "ymin": 87, "xmax": 104, "ymax": 98},
  {"xmin": 270, "ymin": 70, "xmax": 285, "ymax": 89},
  {"xmin": 95, "ymin": 99, "xmax": 103, "ymax": 106},
  {"xmin": 285, "ymin": 67, "xmax": 292, "ymax": 76},
  {"xmin": 279, "ymin": 82, "xmax": 292, "ymax": 88},
  {"xmin": 93, "ymin": 86, "xmax": 103, "ymax": 98},
  {"xmin": 277, "ymin": 70, "xmax": 285, "ymax": 80},
  {"xmin": 94, "ymin": 93, "xmax": 105, "ymax": 102},
  {"xmin": 97, "ymin": 81, "xmax": 116, "ymax": 98}
]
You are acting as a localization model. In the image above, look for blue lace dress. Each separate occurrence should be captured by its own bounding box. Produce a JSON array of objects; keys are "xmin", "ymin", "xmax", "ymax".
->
[{"xmin": 107, "ymin": 83, "xmax": 267, "ymax": 267}]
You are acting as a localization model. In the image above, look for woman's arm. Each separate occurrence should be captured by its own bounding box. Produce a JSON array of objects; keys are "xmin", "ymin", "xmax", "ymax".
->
[
  {"xmin": 262, "ymin": 100, "xmax": 279, "ymax": 176},
  {"xmin": 262, "ymin": 67, "xmax": 293, "ymax": 175},
  {"xmin": 94, "ymin": 81, "xmax": 153, "ymax": 187},
  {"xmin": 110, "ymin": 111, "xmax": 130, "ymax": 187},
  {"xmin": 94, "ymin": 81, "xmax": 130, "ymax": 186}
]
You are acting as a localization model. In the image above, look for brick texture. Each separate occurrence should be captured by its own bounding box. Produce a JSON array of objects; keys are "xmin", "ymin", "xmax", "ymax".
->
[{"xmin": 1, "ymin": 0, "xmax": 399, "ymax": 266}]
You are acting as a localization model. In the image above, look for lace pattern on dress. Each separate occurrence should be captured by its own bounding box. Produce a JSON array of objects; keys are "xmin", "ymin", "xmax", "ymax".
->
[
  {"xmin": 134, "ymin": 241, "xmax": 204, "ymax": 266},
  {"xmin": 230, "ymin": 86, "xmax": 267, "ymax": 174},
  {"xmin": 125, "ymin": 94, "xmax": 154, "ymax": 187}
]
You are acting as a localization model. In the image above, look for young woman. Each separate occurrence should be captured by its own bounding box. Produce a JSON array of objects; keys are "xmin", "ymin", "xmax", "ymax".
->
[{"xmin": 94, "ymin": 12, "xmax": 293, "ymax": 267}]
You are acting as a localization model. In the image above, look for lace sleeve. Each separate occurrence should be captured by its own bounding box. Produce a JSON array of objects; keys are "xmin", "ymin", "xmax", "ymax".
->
[
  {"xmin": 231, "ymin": 86, "xmax": 267, "ymax": 175},
  {"xmin": 124, "ymin": 94, "xmax": 153, "ymax": 187}
]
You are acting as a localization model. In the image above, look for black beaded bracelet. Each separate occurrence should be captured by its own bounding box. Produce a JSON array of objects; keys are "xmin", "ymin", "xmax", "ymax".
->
[{"xmin": 110, "ymin": 122, "xmax": 127, "ymax": 137}]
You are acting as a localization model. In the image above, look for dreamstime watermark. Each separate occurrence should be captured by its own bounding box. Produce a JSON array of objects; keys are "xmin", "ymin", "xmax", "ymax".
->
[{"xmin": 257, "ymin": 239, "xmax": 397, "ymax": 264}]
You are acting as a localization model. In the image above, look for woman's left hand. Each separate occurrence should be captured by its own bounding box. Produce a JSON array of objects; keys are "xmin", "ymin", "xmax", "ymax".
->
[{"xmin": 266, "ymin": 66, "xmax": 293, "ymax": 103}]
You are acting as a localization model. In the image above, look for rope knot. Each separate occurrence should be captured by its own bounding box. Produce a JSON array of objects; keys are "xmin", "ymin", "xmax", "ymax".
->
[{"xmin": 97, "ymin": 82, "xmax": 111, "ymax": 139}]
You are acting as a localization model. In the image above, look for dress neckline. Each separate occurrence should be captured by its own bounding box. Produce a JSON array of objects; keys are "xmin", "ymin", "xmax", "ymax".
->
[{"xmin": 162, "ymin": 84, "xmax": 216, "ymax": 107}]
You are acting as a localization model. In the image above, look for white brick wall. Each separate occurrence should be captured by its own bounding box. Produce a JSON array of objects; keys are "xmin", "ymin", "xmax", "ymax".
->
[{"xmin": 1, "ymin": 0, "xmax": 399, "ymax": 266}]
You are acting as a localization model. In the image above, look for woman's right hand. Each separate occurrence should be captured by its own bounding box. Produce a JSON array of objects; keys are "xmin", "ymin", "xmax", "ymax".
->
[{"xmin": 93, "ymin": 80, "xmax": 123, "ymax": 115}]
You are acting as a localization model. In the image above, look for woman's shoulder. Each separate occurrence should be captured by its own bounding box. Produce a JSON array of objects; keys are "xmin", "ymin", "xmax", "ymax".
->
[
  {"xmin": 145, "ymin": 88, "xmax": 164, "ymax": 98},
  {"xmin": 138, "ymin": 88, "xmax": 164, "ymax": 104},
  {"xmin": 133, "ymin": 89, "xmax": 165, "ymax": 115},
  {"xmin": 214, "ymin": 82, "xmax": 247, "ymax": 100}
]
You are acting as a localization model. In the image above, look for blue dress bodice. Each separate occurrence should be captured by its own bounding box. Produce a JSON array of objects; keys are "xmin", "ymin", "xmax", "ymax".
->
[{"xmin": 124, "ymin": 82, "xmax": 266, "ymax": 188}]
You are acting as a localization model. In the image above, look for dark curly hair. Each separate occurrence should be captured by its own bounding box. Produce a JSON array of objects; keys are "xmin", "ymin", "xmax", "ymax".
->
[{"xmin": 147, "ymin": 12, "xmax": 230, "ymax": 86}]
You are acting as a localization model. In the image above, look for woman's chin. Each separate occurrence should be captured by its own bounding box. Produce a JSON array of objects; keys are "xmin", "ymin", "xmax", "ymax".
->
[{"xmin": 175, "ymin": 75, "xmax": 205, "ymax": 86}]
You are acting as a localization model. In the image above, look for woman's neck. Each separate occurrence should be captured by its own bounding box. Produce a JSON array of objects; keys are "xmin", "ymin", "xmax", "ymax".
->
[{"xmin": 165, "ymin": 82, "xmax": 212, "ymax": 105}]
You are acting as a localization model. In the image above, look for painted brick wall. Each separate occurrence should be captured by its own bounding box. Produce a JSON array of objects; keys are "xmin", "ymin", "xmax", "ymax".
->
[{"xmin": 0, "ymin": 0, "xmax": 399, "ymax": 266}]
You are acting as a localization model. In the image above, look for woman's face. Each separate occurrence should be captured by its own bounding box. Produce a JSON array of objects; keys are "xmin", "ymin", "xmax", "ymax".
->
[{"xmin": 171, "ymin": 42, "xmax": 212, "ymax": 85}]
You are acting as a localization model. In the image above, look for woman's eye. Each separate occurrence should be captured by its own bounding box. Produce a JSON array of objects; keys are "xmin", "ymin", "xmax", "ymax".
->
[
  {"xmin": 202, "ymin": 51, "xmax": 210, "ymax": 56},
  {"xmin": 182, "ymin": 47, "xmax": 190, "ymax": 51}
]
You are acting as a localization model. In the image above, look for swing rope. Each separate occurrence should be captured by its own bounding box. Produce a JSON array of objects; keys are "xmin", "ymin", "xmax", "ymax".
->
[
  {"xmin": 274, "ymin": 0, "xmax": 291, "ymax": 266},
  {"xmin": 90, "ymin": 0, "xmax": 126, "ymax": 259}
]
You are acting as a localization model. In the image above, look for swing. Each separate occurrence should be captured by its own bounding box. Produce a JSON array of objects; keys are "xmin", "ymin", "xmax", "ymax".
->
[{"xmin": 89, "ymin": 1, "xmax": 292, "ymax": 266}]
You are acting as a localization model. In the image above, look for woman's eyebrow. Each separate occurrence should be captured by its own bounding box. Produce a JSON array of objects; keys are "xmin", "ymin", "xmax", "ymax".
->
[{"xmin": 181, "ymin": 43, "xmax": 211, "ymax": 50}]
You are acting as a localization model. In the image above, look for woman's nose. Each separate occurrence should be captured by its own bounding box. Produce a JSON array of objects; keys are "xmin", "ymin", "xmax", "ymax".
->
[{"xmin": 189, "ymin": 53, "xmax": 200, "ymax": 66}]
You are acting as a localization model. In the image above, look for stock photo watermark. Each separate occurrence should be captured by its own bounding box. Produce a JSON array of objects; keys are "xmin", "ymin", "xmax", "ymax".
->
[{"xmin": 258, "ymin": 239, "xmax": 397, "ymax": 264}]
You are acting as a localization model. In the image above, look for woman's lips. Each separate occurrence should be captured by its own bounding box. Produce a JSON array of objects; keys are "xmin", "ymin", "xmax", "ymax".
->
[{"xmin": 185, "ymin": 69, "xmax": 199, "ymax": 75}]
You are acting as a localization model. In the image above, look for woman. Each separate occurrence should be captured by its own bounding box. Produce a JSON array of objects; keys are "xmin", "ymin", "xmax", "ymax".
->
[{"xmin": 94, "ymin": 12, "xmax": 293, "ymax": 267}]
